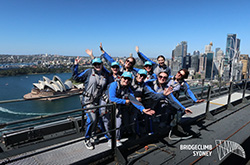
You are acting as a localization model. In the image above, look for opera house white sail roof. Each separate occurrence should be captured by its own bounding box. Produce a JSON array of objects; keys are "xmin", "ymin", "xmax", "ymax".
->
[{"xmin": 32, "ymin": 76, "xmax": 83, "ymax": 92}]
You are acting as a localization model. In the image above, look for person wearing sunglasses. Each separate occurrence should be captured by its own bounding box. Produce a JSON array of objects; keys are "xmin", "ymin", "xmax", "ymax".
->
[
  {"xmin": 72, "ymin": 57, "xmax": 111, "ymax": 150},
  {"xmin": 100, "ymin": 43, "xmax": 139, "ymax": 77},
  {"xmin": 130, "ymin": 69, "xmax": 173, "ymax": 135},
  {"xmin": 145, "ymin": 71, "xmax": 193, "ymax": 129},
  {"xmin": 104, "ymin": 71, "xmax": 158, "ymax": 146},
  {"xmin": 167, "ymin": 68, "xmax": 205, "ymax": 103},
  {"xmin": 136, "ymin": 46, "xmax": 171, "ymax": 76}
]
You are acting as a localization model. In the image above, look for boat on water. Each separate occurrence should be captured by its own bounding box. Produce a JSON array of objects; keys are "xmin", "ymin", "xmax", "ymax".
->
[{"xmin": 23, "ymin": 75, "xmax": 84, "ymax": 101}]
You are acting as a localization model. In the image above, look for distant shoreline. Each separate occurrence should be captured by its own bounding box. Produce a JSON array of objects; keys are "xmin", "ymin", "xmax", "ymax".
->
[{"xmin": 0, "ymin": 66, "xmax": 89, "ymax": 77}]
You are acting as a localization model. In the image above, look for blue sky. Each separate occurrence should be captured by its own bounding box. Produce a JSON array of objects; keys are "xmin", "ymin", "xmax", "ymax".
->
[{"xmin": 0, "ymin": 0, "xmax": 250, "ymax": 58}]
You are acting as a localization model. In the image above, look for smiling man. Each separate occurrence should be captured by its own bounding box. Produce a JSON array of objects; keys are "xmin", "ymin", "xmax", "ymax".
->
[{"xmin": 72, "ymin": 57, "xmax": 111, "ymax": 150}]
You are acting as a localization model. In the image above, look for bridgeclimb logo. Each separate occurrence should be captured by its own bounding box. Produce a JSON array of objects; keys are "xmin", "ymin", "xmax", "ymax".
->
[
  {"xmin": 180, "ymin": 144, "xmax": 213, "ymax": 156},
  {"xmin": 215, "ymin": 140, "xmax": 246, "ymax": 161}
]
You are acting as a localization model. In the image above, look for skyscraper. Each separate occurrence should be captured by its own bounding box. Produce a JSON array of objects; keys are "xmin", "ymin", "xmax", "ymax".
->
[
  {"xmin": 225, "ymin": 34, "xmax": 237, "ymax": 60},
  {"xmin": 205, "ymin": 52, "xmax": 214, "ymax": 79},
  {"xmin": 224, "ymin": 34, "xmax": 241, "ymax": 80},
  {"xmin": 215, "ymin": 48, "xmax": 221, "ymax": 59},
  {"xmin": 172, "ymin": 41, "xmax": 187, "ymax": 69},
  {"xmin": 239, "ymin": 54, "xmax": 249, "ymax": 79},
  {"xmin": 193, "ymin": 50, "xmax": 200, "ymax": 56},
  {"xmin": 191, "ymin": 54, "xmax": 199, "ymax": 72}
]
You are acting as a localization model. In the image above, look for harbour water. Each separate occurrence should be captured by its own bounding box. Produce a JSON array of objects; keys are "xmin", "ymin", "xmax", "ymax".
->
[{"xmin": 0, "ymin": 73, "xmax": 81, "ymax": 123}]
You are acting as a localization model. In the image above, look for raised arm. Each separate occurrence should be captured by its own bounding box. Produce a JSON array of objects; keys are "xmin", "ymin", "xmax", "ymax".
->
[
  {"xmin": 99, "ymin": 43, "xmax": 117, "ymax": 67},
  {"xmin": 136, "ymin": 46, "xmax": 156, "ymax": 65},
  {"xmin": 85, "ymin": 49, "xmax": 95, "ymax": 59}
]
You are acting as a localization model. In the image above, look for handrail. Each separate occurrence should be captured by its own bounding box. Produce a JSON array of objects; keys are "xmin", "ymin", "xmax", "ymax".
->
[
  {"xmin": 0, "ymin": 79, "xmax": 249, "ymax": 163},
  {"xmin": 0, "ymin": 103, "xmax": 113, "ymax": 129}
]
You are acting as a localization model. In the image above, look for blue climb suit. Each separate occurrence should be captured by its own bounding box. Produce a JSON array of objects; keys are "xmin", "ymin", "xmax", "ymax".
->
[
  {"xmin": 131, "ymin": 78, "xmax": 166, "ymax": 134},
  {"xmin": 107, "ymin": 81, "xmax": 148, "ymax": 140},
  {"xmin": 145, "ymin": 79, "xmax": 187, "ymax": 125},
  {"xmin": 72, "ymin": 64, "xmax": 111, "ymax": 140},
  {"xmin": 167, "ymin": 76, "xmax": 198, "ymax": 103},
  {"xmin": 137, "ymin": 51, "xmax": 171, "ymax": 76}
]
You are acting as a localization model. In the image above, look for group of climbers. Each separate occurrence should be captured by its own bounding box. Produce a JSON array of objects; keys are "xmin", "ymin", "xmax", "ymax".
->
[{"xmin": 72, "ymin": 43, "xmax": 204, "ymax": 150}]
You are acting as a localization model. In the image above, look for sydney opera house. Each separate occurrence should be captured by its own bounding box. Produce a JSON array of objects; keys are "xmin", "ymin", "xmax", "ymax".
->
[{"xmin": 23, "ymin": 75, "xmax": 84, "ymax": 100}]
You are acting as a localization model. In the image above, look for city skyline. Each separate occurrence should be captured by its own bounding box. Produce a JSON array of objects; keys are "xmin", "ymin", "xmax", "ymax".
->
[{"xmin": 1, "ymin": 0, "xmax": 250, "ymax": 58}]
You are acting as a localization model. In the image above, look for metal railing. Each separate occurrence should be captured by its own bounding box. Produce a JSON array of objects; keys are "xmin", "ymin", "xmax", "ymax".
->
[{"xmin": 0, "ymin": 78, "xmax": 250, "ymax": 163}]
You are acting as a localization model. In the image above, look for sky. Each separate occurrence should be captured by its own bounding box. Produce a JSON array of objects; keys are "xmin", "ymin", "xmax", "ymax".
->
[{"xmin": 0, "ymin": 0, "xmax": 250, "ymax": 58}]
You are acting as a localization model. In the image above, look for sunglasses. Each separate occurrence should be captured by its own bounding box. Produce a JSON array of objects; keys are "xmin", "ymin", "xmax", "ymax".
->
[
  {"xmin": 123, "ymin": 77, "xmax": 132, "ymax": 81},
  {"xmin": 139, "ymin": 74, "xmax": 147, "ymax": 79},
  {"xmin": 178, "ymin": 71, "xmax": 185, "ymax": 77},
  {"xmin": 93, "ymin": 63, "xmax": 101, "ymax": 66},
  {"xmin": 144, "ymin": 65, "xmax": 152, "ymax": 68},
  {"xmin": 159, "ymin": 75, "xmax": 168, "ymax": 79},
  {"xmin": 111, "ymin": 65, "xmax": 119, "ymax": 69},
  {"xmin": 126, "ymin": 60, "xmax": 134, "ymax": 64}
]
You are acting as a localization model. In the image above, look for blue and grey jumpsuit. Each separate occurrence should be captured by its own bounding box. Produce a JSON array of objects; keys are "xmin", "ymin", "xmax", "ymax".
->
[
  {"xmin": 137, "ymin": 51, "xmax": 171, "ymax": 76},
  {"xmin": 131, "ymin": 78, "xmax": 166, "ymax": 134},
  {"xmin": 167, "ymin": 76, "xmax": 198, "ymax": 103},
  {"xmin": 144, "ymin": 70, "xmax": 157, "ymax": 82},
  {"xmin": 108, "ymin": 81, "xmax": 147, "ymax": 140},
  {"xmin": 72, "ymin": 65, "xmax": 111, "ymax": 140},
  {"xmin": 145, "ymin": 79, "xmax": 187, "ymax": 125}
]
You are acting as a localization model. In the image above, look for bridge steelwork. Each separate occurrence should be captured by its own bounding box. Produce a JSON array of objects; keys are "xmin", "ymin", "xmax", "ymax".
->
[{"xmin": 0, "ymin": 79, "xmax": 250, "ymax": 164}]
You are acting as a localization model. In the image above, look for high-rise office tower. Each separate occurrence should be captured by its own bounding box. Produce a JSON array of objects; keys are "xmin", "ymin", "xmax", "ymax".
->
[
  {"xmin": 193, "ymin": 50, "xmax": 200, "ymax": 56},
  {"xmin": 205, "ymin": 42, "xmax": 213, "ymax": 53},
  {"xmin": 216, "ymin": 49, "xmax": 224, "ymax": 62},
  {"xmin": 191, "ymin": 54, "xmax": 199, "ymax": 72},
  {"xmin": 224, "ymin": 34, "xmax": 241, "ymax": 80},
  {"xmin": 205, "ymin": 52, "xmax": 214, "ymax": 79},
  {"xmin": 185, "ymin": 53, "xmax": 191, "ymax": 69},
  {"xmin": 225, "ymin": 34, "xmax": 237, "ymax": 60},
  {"xmin": 173, "ymin": 41, "xmax": 187, "ymax": 69},
  {"xmin": 215, "ymin": 48, "xmax": 221, "ymax": 59},
  {"xmin": 199, "ymin": 53, "xmax": 206, "ymax": 72},
  {"xmin": 239, "ymin": 54, "xmax": 249, "ymax": 79}
]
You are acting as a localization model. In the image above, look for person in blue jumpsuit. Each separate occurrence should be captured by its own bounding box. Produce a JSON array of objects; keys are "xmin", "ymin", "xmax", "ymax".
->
[
  {"xmin": 72, "ymin": 56, "xmax": 111, "ymax": 150},
  {"xmin": 107, "ymin": 72, "xmax": 156, "ymax": 146},
  {"xmin": 136, "ymin": 46, "xmax": 171, "ymax": 76},
  {"xmin": 130, "ymin": 69, "xmax": 172, "ymax": 135},
  {"xmin": 145, "ymin": 71, "xmax": 193, "ymax": 128},
  {"xmin": 143, "ymin": 61, "xmax": 157, "ymax": 82},
  {"xmin": 85, "ymin": 48, "xmax": 122, "ymax": 82},
  {"xmin": 167, "ymin": 68, "xmax": 205, "ymax": 103},
  {"xmin": 100, "ymin": 43, "xmax": 139, "ymax": 77}
]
